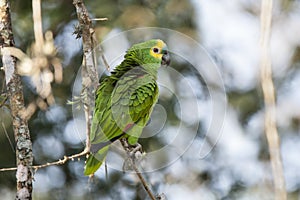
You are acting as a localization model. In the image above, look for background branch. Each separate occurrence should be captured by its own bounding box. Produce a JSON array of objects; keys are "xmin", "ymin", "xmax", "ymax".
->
[
  {"xmin": 32, "ymin": 0, "xmax": 44, "ymax": 52},
  {"xmin": 0, "ymin": 1, "xmax": 33, "ymax": 199},
  {"xmin": 259, "ymin": 1, "xmax": 287, "ymax": 200}
]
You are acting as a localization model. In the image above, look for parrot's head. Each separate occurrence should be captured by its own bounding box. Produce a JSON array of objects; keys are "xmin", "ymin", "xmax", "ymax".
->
[{"xmin": 126, "ymin": 39, "xmax": 170, "ymax": 71}]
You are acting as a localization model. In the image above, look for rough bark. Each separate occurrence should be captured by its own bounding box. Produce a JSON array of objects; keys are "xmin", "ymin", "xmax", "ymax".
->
[
  {"xmin": 73, "ymin": 0, "xmax": 99, "ymax": 150},
  {"xmin": 0, "ymin": 0, "xmax": 33, "ymax": 199}
]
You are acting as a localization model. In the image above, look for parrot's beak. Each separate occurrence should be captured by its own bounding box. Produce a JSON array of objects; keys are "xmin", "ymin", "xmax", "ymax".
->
[{"xmin": 161, "ymin": 51, "xmax": 170, "ymax": 66}]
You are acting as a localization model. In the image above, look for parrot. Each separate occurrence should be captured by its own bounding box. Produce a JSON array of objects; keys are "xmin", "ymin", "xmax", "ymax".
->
[{"xmin": 84, "ymin": 39, "xmax": 170, "ymax": 176}]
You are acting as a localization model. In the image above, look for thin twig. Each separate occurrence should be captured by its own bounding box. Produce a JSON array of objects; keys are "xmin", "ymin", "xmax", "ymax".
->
[
  {"xmin": 0, "ymin": 150, "xmax": 88, "ymax": 172},
  {"xmin": 0, "ymin": 166, "xmax": 17, "ymax": 172},
  {"xmin": 97, "ymin": 45, "xmax": 110, "ymax": 71},
  {"xmin": 120, "ymin": 139, "xmax": 158, "ymax": 200},
  {"xmin": 259, "ymin": 1, "xmax": 287, "ymax": 200},
  {"xmin": 33, "ymin": 150, "xmax": 88, "ymax": 170},
  {"xmin": 91, "ymin": 17, "xmax": 108, "ymax": 21},
  {"xmin": 1, "ymin": 122, "xmax": 15, "ymax": 153}
]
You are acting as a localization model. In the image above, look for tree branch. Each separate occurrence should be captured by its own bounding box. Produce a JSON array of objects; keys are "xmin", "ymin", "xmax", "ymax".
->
[
  {"xmin": 0, "ymin": 1, "xmax": 33, "ymax": 199},
  {"xmin": 259, "ymin": 1, "xmax": 287, "ymax": 200},
  {"xmin": 73, "ymin": 0, "xmax": 99, "ymax": 152}
]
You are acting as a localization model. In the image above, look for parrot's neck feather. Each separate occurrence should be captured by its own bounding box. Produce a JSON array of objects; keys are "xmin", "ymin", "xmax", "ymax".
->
[{"xmin": 111, "ymin": 56, "xmax": 158, "ymax": 80}]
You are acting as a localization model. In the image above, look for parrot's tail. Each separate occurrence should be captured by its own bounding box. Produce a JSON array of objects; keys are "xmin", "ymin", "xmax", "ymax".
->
[{"xmin": 84, "ymin": 146, "xmax": 109, "ymax": 176}]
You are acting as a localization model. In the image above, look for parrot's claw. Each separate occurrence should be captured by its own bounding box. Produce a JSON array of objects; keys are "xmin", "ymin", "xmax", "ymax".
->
[
  {"xmin": 128, "ymin": 143, "xmax": 142, "ymax": 158},
  {"xmin": 120, "ymin": 138, "xmax": 143, "ymax": 158},
  {"xmin": 121, "ymin": 139, "xmax": 145, "ymax": 172}
]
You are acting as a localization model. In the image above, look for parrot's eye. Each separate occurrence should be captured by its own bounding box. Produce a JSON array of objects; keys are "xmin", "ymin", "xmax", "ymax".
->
[{"xmin": 152, "ymin": 47, "xmax": 160, "ymax": 53}]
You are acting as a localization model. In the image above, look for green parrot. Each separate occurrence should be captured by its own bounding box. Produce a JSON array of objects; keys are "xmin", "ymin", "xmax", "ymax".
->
[{"xmin": 84, "ymin": 39, "xmax": 170, "ymax": 175}]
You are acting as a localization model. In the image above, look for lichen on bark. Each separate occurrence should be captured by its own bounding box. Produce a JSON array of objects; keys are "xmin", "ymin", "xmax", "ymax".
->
[{"xmin": 0, "ymin": 1, "xmax": 33, "ymax": 199}]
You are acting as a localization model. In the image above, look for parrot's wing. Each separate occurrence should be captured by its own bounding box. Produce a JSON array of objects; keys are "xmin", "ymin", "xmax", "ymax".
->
[
  {"xmin": 85, "ymin": 77, "xmax": 121, "ymax": 176},
  {"xmin": 90, "ymin": 75, "xmax": 125, "ymax": 147},
  {"xmin": 91, "ymin": 68, "xmax": 158, "ymax": 146},
  {"xmin": 109, "ymin": 68, "xmax": 159, "ymax": 144},
  {"xmin": 90, "ymin": 77, "xmax": 113, "ymax": 142}
]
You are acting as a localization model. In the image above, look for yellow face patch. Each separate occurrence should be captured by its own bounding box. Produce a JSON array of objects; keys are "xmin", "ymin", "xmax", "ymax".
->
[{"xmin": 149, "ymin": 39, "xmax": 166, "ymax": 59}]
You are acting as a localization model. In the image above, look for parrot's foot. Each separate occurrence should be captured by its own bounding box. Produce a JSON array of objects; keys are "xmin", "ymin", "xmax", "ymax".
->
[
  {"xmin": 120, "ymin": 138, "xmax": 143, "ymax": 158},
  {"xmin": 121, "ymin": 139, "xmax": 145, "ymax": 172},
  {"xmin": 128, "ymin": 143, "xmax": 142, "ymax": 158}
]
